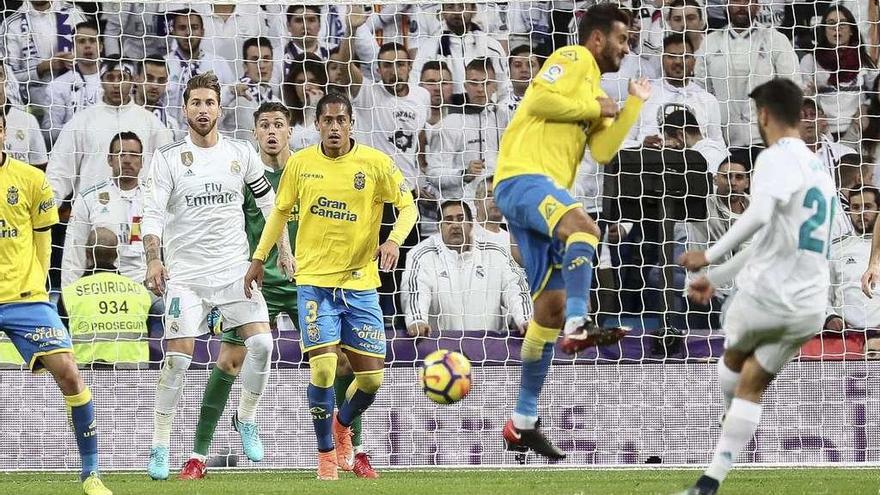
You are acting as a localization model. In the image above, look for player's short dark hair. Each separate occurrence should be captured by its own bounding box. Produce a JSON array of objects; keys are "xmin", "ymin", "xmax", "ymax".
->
[
  {"xmin": 578, "ymin": 3, "xmax": 631, "ymax": 45},
  {"xmin": 74, "ymin": 20, "xmax": 100, "ymax": 35},
  {"xmin": 378, "ymin": 42, "xmax": 408, "ymax": 59},
  {"xmin": 109, "ymin": 131, "xmax": 143, "ymax": 154},
  {"xmin": 253, "ymin": 101, "xmax": 292, "ymax": 125},
  {"xmin": 663, "ymin": 33, "xmax": 694, "ymax": 53},
  {"xmin": 440, "ymin": 200, "xmax": 473, "ymax": 222},
  {"xmin": 509, "ymin": 44, "xmax": 534, "ymax": 59},
  {"xmin": 316, "ymin": 92, "xmax": 353, "ymax": 120},
  {"xmin": 183, "ymin": 71, "xmax": 222, "ymax": 105},
  {"xmin": 749, "ymin": 78, "xmax": 804, "ymax": 127},
  {"xmin": 421, "ymin": 60, "xmax": 452, "ymax": 78},
  {"xmin": 668, "ymin": 0, "xmax": 704, "ymax": 18},
  {"xmin": 662, "ymin": 108, "xmax": 701, "ymax": 137},
  {"xmin": 242, "ymin": 37, "xmax": 273, "ymax": 59},
  {"xmin": 851, "ymin": 184, "xmax": 880, "ymax": 203},
  {"xmin": 286, "ymin": 4, "xmax": 321, "ymax": 20},
  {"xmin": 465, "ymin": 57, "xmax": 494, "ymax": 76}
]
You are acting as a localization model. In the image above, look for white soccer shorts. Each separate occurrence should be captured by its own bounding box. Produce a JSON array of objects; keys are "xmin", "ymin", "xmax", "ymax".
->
[
  {"xmin": 722, "ymin": 292, "xmax": 824, "ymax": 375},
  {"xmin": 162, "ymin": 263, "xmax": 269, "ymax": 340}
]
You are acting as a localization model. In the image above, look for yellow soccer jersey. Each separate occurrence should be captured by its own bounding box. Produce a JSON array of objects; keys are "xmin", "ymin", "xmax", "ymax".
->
[
  {"xmin": 496, "ymin": 45, "xmax": 643, "ymax": 189},
  {"xmin": 254, "ymin": 142, "xmax": 417, "ymax": 290},
  {"xmin": 0, "ymin": 155, "xmax": 59, "ymax": 303}
]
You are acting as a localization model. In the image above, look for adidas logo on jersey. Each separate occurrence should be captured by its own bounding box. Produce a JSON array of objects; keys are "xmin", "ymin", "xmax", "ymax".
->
[
  {"xmin": 184, "ymin": 169, "xmax": 195, "ymax": 177},
  {"xmin": 845, "ymin": 257, "xmax": 857, "ymax": 265}
]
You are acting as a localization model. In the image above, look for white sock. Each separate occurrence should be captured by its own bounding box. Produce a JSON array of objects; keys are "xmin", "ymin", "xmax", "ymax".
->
[
  {"xmin": 237, "ymin": 333, "xmax": 273, "ymax": 423},
  {"xmin": 717, "ymin": 359, "xmax": 740, "ymax": 412},
  {"xmin": 512, "ymin": 412, "xmax": 538, "ymax": 430},
  {"xmin": 152, "ymin": 352, "xmax": 192, "ymax": 448},
  {"xmin": 705, "ymin": 398, "xmax": 762, "ymax": 483}
]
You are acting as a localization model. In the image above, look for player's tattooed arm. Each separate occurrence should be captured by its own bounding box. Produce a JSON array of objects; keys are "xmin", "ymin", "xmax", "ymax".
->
[{"xmin": 144, "ymin": 234, "xmax": 162, "ymax": 264}]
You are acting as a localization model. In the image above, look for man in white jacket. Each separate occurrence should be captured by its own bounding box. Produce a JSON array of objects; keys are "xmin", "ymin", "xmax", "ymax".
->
[
  {"xmin": 46, "ymin": 60, "xmax": 173, "ymax": 205},
  {"xmin": 403, "ymin": 200, "xmax": 530, "ymax": 335},
  {"xmin": 61, "ymin": 131, "xmax": 147, "ymax": 288}
]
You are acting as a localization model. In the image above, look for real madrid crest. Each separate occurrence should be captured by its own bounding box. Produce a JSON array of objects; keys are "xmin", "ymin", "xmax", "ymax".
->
[
  {"xmin": 6, "ymin": 186, "xmax": 18, "ymax": 205},
  {"xmin": 15, "ymin": 130, "xmax": 24, "ymax": 141},
  {"xmin": 354, "ymin": 171, "xmax": 365, "ymax": 190},
  {"xmin": 181, "ymin": 151, "xmax": 194, "ymax": 167},
  {"xmin": 230, "ymin": 160, "xmax": 241, "ymax": 173},
  {"xmin": 98, "ymin": 191, "xmax": 110, "ymax": 205}
]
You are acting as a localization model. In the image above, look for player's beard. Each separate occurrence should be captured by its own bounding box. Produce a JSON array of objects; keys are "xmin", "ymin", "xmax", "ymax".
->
[{"xmin": 188, "ymin": 116, "xmax": 218, "ymax": 137}]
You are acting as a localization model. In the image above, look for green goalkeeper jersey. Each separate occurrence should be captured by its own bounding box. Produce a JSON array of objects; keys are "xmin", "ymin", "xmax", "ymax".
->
[{"xmin": 243, "ymin": 165, "xmax": 298, "ymax": 311}]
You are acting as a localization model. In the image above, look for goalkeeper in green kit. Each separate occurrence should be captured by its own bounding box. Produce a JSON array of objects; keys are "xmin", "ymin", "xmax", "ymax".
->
[{"xmin": 180, "ymin": 102, "xmax": 375, "ymax": 479}]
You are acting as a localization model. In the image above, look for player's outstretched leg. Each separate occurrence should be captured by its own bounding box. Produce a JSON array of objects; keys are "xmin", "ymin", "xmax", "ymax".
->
[
  {"xmin": 42, "ymin": 353, "xmax": 112, "ymax": 495},
  {"xmin": 503, "ymin": 320, "xmax": 566, "ymax": 460},
  {"xmin": 556, "ymin": 211, "xmax": 629, "ymax": 354},
  {"xmin": 150, "ymin": 351, "xmax": 192, "ymax": 480},
  {"xmin": 680, "ymin": 354, "xmax": 771, "ymax": 495},
  {"xmin": 335, "ymin": 368, "xmax": 382, "ymax": 475},
  {"xmin": 308, "ymin": 351, "xmax": 339, "ymax": 480},
  {"xmin": 233, "ymin": 331, "xmax": 273, "ymax": 462}
]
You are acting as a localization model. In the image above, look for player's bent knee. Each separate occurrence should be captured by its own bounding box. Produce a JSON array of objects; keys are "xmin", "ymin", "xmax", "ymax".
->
[
  {"xmin": 309, "ymin": 352, "xmax": 338, "ymax": 388},
  {"xmin": 217, "ymin": 345, "xmax": 246, "ymax": 375},
  {"xmin": 555, "ymin": 208, "xmax": 599, "ymax": 242},
  {"xmin": 354, "ymin": 369, "xmax": 384, "ymax": 394},
  {"xmin": 244, "ymin": 332, "xmax": 273, "ymax": 357}
]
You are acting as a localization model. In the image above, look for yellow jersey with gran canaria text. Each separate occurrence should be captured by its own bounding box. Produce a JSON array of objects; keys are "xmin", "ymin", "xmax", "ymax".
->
[
  {"xmin": 496, "ymin": 44, "xmax": 643, "ymax": 189},
  {"xmin": 253, "ymin": 142, "xmax": 417, "ymax": 291},
  {"xmin": 0, "ymin": 155, "xmax": 59, "ymax": 303}
]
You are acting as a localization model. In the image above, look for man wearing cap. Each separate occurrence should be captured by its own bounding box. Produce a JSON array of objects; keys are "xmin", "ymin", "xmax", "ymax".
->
[{"xmin": 46, "ymin": 59, "xmax": 173, "ymax": 207}]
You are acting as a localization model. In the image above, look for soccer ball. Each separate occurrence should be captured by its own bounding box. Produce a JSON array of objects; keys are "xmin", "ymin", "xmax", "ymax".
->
[{"xmin": 419, "ymin": 350, "xmax": 472, "ymax": 405}]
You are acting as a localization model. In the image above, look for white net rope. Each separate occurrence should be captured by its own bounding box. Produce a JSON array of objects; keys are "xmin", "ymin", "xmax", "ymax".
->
[{"xmin": 0, "ymin": 0, "xmax": 876, "ymax": 468}]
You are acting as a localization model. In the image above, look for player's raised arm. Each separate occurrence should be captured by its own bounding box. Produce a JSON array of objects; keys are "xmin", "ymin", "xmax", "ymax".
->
[
  {"xmin": 525, "ymin": 48, "xmax": 603, "ymax": 123},
  {"xmin": 375, "ymin": 158, "xmax": 418, "ymax": 272},
  {"xmin": 141, "ymin": 150, "xmax": 173, "ymax": 296},
  {"xmin": 587, "ymin": 78, "xmax": 651, "ymax": 164}
]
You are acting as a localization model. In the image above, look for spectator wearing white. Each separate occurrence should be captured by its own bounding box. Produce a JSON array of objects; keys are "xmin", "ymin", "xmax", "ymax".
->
[
  {"xmin": 403, "ymin": 200, "xmax": 530, "ymax": 335},
  {"xmin": 472, "ymin": 176, "xmax": 512, "ymax": 253},
  {"xmin": 801, "ymin": 5, "xmax": 877, "ymax": 140},
  {"xmin": 46, "ymin": 60, "xmax": 172, "ymax": 205},
  {"xmin": 505, "ymin": 1, "xmax": 554, "ymax": 57},
  {"xmin": 282, "ymin": 5, "xmax": 331, "ymax": 67},
  {"xmin": 221, "ymin": 37, "xmax": 281, "ymax": 143},
  {"xmin": 164, "ymin": 9, "xmax": 236, "ymax": 129},
  {"xmin": 626, "ymin": 35, "xmax": 726, "ymax": 173},
  {"xmin": 412, "ymin": 3, "xmax": 510, "ymax": 105},
  {"xmin": 348, "ymin": 42, "xmax": 431, "ymax": 193},
  {"xmin": 666, "ymin": 0, "xmax": 707, "ymax": 57},
  {"xmin": 658, "ymin": 108, "xmax": 730, "ymax": 172},
  {"xmin": 366, "ymin": 4, "xmax": 425, "ymax": 55},
  {"xmin": 827, "ymin": 186, "xmax": 880, "ymax": 332},
  {"xmin": 440, "ymin": 58, "xmax": 511, "ymax": 199},
  {"xmin": 281, "ymin": 54, "xmax": 325, "ymax": 151},
  {"xmin": 194, "ymin": 3, "xmax": 284, "ymax": 77},
  {"xmin": 101, "ymin": 2, "xmax": 168, "ymax": 60},
  {"xmin": 316, "ymin": 4, "xmax": 380, "ymax": 66},
  {"xmin": 685, "ymin": 160, "xmax": 750, "ymax": 264},
  {"xmin": 504, "ymin": 44, "xmax": 542, "ymax": 115},
  {"xmin": 0, "ymin": 64, "xmax": 47, "ymax": 167},
  {"xmin": 420, "ymin": 60, "xmax": 458, "ymax": 207},
  {"xmin": 134, "ymin": 56, "xmax": 181, "ymax": 137},
  {"xmin": 44, "ymin": 20, "xmax": 101, "ymax": 142},
  {"xmin": 0, "ymin": 0, "xmax": 86, "ymax": 110},
  {"xmin": 696, "ymin": 0, "xmax": 799, "ymax": 148},
  {"xmin": 61, "ymin": 132, "xmax": 147, "ymax": 288}
]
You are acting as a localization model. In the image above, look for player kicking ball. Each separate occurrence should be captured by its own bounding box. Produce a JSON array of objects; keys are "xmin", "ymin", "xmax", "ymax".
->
[
  {"xmin": 676, "ymin": 79, "xmax": 835, "ymax": 494},
  {"xmin": 494, "ymin": 3, "xmax": 650, "ymax": 459},
  {"xmin": 0, "ymin": 114, "xmax": 111, "ymax": 495},
  {"xmin": 142, "ymin": 72, "xmax": 293, "ymax": 480},
  {"xmin": 245, "ymin": 93, "xmax": 417, "ymax": 480},
  {"xmin": 176, "ymin": 101, "xmax": 298, "ymax": 480}
]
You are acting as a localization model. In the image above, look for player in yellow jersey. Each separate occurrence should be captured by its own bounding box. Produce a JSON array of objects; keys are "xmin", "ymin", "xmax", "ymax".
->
[
  {"xmin": 497, "ymin": 3, "xmax": 651, "ymax": 459},
  {"xmin": 0, "ymin": 112, "xmax": 111, "ymax": 495},
  {"xmin": 244, "ymin": 93, "xmax": 417, "ymax": 480}
]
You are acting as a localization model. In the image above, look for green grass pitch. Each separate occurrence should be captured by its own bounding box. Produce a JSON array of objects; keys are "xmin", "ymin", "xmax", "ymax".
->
[{"xmin": 1, "ymin": 468, "xmax": 876, "ymax": 495}]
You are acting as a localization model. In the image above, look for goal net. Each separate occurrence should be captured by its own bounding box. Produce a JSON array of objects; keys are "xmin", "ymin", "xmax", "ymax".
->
[{"xmin": 0, "ymin": 0, "xmax": 876, "ymax": 470}]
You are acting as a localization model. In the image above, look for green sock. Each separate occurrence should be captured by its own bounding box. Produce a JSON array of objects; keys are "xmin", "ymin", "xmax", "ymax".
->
[
  {"xmin": 193, "ymin": 367, "xmax": 236, "ymax": 456},
  {"xmin": 334, "ymin": 373, "xmax": 362, "ymax": 448}
]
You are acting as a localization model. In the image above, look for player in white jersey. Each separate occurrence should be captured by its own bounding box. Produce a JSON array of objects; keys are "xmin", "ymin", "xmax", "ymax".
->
[
  {"xmin": 141, "ymin": 72, "xmax": 293, "ymax": 481},
  {"xmin": 676, "ymin": 79, "xmax": 836, "ymax": 495}
]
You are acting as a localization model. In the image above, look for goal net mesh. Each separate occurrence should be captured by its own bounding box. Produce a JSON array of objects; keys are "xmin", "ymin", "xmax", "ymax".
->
[{"xmin": 0, "ymin": 0, "xmax": 876, "ymax": 469}]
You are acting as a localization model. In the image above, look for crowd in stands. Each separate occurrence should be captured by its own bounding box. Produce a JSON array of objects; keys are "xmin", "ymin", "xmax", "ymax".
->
[{"xmin": 0, "ymin": 0, "xmax": 878, "ymax": 366}]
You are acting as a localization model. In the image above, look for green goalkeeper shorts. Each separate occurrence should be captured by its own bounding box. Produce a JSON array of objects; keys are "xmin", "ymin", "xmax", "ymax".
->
[{"xmin": 220, "ymin": 298, "xmax": 299, "ymax": 346}]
